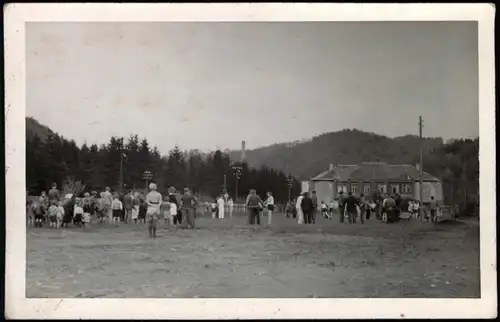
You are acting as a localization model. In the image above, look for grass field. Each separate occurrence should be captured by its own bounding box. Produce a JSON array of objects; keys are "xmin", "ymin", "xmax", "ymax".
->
[{"xmin": 26, "ymin": 212, "xmax": 480, "ymax": 298}]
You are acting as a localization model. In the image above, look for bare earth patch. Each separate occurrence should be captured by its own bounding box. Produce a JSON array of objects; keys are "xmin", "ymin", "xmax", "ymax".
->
[{"xmin": 26, "ymin": 213, "xmax": 480, "ymax": 298}]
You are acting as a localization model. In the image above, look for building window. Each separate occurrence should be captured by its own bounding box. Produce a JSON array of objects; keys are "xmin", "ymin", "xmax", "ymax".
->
[
  {"xmin": 390, "ymin": 184, "xmax": 400, "ymax": 194},
  {"xmin": 402, "ymin": 184, "xmax": 412, "ymax": 194},
  {"xmin": 351, "ymin": 183, "xmax": 359, "ymax": 194},
  {"xmin": 337, "ymin": 183, "xmax": 347, "ymax": 194},
  {"xmin": 363, "ymin": 184, "xmax": 371, "ymax": 194},
  {"xmin": 377, "ymin": 184, "xmax": 387, "ymax": 194}
]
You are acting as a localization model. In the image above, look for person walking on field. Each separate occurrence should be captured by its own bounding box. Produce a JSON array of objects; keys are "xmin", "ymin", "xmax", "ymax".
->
[
  {"xmin": 180, "ymin": 187, "xmax": 198, "ymax": 229},
  {"xmin": 246, "ymin": 189, "xmax": 263, "ymax": 225},
  {"xmin": 263, "ymin": 192, "xmax": 275, "ymax": 225},
  {"xmin": 295, "ymin": 193, "xmax": 305, "ymax": 224},
  {"xmin": 217, "ymin": 194, "xmax": 225, "ymax": 219},
  {"xmin": 146, "ymin": 183, "xmax": 162, "ymax": 238}
]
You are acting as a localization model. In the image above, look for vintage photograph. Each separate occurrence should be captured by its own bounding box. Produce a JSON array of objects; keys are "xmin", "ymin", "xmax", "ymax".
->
[{"xmin": 4, "ymin": 3, "xmax": 496, "ymax": 320}]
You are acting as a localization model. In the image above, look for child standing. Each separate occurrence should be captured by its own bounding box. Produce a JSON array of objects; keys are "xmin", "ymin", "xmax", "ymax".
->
[
  {"xmin": 170, "ymin": 200, "xmax": 178, "ymax": 226},
  {"xmin": 161, "ymin": 197, "xmax": 172, "ymax": 227},
  {"xmin": 321, "ymin": 201, "xmax": 329, "ymax": 219},
  {"xmin": 33, "ymin": 199, "xmax": 45, "ymax": 228},
  {"xmin": 56, "ymin": 201, "xmax": 65, "ymax": 228},
  {"xmin": 111, "ymin": 194, "xmax": 123, "ymax": 225},
  {"xmin": 73, "ymin": 201, "xmax": 84, "ymax": 228},
  {"xmin": 82, "ymin": 198, "xmax": 92, "ymax": 227}
]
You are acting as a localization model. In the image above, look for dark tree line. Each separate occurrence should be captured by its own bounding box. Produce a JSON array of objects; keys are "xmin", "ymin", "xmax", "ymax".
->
[
  {"xmin": 422, "ymin": 138, "xmax": 479, "ymax": 214},
  {"xmin": 26, "ymin": 133, "xmax": 301, "ymax": 203}
]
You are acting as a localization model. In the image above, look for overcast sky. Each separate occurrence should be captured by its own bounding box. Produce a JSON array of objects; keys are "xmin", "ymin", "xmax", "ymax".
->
[{"xmin": 26, "ymin": 22, "xmax": 478, "ymax": 153}]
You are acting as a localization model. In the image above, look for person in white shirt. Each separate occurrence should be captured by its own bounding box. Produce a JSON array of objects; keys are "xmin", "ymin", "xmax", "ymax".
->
[
  {"xmin": 263, "ymin": 192, "xmax": 275, "ymax": 225},
  {"xmin": 169, "ymin": 200, "xmax": 178, "ymax": 226},
  {"xmin": 321, "ymin": 201, "xmax": 330, "ymax": 219},
  {"xmin": 228, "ymin": 198, "xmax": 234, "ymax": 218},
  {"xmin": 145, "ymin": 183, "xmax": 162, "ymax": 238},
  {"xmin": 295, "ymin": 193, "xmax": 305, "ymax": 224},
  {"xmin": 73, "ymin": 201, "xmax": 84, "ymax": 228},
  {"xmin": 111, "ymin": 194, "xmax": 123, "ymax": 225},
  {"xmin": 217, "ymin": 194, "xmax": 225, "ymax": 219}
]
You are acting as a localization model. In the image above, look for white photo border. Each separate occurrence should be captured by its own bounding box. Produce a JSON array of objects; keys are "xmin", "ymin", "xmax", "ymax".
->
[{"xmin": 4, "ymin": 3, "xmax": 496, "ymax": 319}]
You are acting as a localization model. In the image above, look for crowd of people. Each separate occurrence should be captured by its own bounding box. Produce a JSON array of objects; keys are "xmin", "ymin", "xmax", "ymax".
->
[
  {"xmin": 26, "ymin": 182, "xmax": 201, "ymax": 237},
  {"xmin": 284, "ymin": 190, "xmax": 439, "ymax": 224},
  {"xmin": 26, "ymin": 182, "xmax": 441, "ymax": 235}
]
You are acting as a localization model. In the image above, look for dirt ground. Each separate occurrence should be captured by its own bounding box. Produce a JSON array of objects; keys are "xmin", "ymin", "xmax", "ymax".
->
[{"xmin": 26, "ymin": 212, "xmax": 480, "ymax": 298}]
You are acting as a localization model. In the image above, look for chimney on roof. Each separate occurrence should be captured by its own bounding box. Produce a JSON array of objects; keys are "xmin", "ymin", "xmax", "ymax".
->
[{"xmin": 329, "ymin": 164, "xmax": 334, "ymax": 171}]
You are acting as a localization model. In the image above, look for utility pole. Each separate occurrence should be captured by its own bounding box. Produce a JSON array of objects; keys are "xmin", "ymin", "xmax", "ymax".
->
[
  {"xmin": 287, "ymin": 174, "xmax": 293, "ymax": 202},
  {"xmin": 232, "ymin": 164, "xmax": 242, "ymax": 202},
  {"xmin": 143, "ymin": 170, "xmax": 153, "ymax": 191},
  {"xmin": 119, "ymin": 138, "xmax": 124, "ymax": 193},
  {"xmin": 419, "ymin": 116, "xmax": 424, "ymax": 214}
]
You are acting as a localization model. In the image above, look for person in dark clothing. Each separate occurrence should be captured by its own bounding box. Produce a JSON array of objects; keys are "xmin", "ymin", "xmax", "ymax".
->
[
  {"xmin": 394, "ymin": 193, "xmax": 403, "ymax": 222},
  {"xmin": 301, "ymin": 192, "xmax": 314, "ymax": 224},
  {"xmin": 169, "ymin": 191, "xmax": 182, "ymax": 225},
  {"xmin": 310, "ymin": 191, "xmax": 318, "ymax": 224},
  {"xmin": 48, "ymin": 183, "xmax": 60, "ymax": 203},
  {"xmin": 344, "ymin": 192, "xmax": 359, "ymax": 224},
  {"xmin": 246, "ymin": 189, "xmax": 263, "ymax": 225},
  {"xmin": 138, "ymin": 197, "xmax": 147, "ymax": 224},
  {"xmin": 180, "ymin": 187, "xmax": 197, "ymax": 229},
  {"xmin": 338, "ymin": 192, "xmax": 346, "ymax": 223}
]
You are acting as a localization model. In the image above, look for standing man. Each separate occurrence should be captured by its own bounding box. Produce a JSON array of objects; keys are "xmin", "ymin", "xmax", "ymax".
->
[
  {"xmin": 101, "ymin": 187, "xmax": 113, "ymax": 224},
  {"xmin": 123, "ymin": 190, "xmax": 134, "ymax": 224},
  {"xmin": 246, "ymin": 189, "xmax": 263, "ymax": 225},
  {"xmin": 217, "ymin": 194, "xmax": 225, "ymax": 219},
  {"xmin": 358, "ymin": 193, "xmax": 366, "ymax": 224},
  {"xmin": 263, "ymin": 192, "xmax": 275, "ymax": 225},
  {"xmin": 180, "ymin": 187, "xmax": 198, "ymax": 229},
  {"xmin": 310, "ymin": 191, "xmax": 318, "ymax": 224},
  {"xmin": 301, "ymin": 192, "xmax": 314, "ymax": 224},
  {"xmin": 429, "ymin": 196, "xmax": 438, "ymax": 222},
  {"xmin": 338, "ymin": 191, "xmax": 346, "ymax": 224},
  {"xmin": 344, "ymin": 192, "xmax": 359, "ymax": 224}
]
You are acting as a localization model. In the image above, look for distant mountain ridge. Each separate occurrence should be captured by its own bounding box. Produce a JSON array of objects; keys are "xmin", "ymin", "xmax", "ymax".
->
[
  {"xmin": 227, "ymin": 129, "xmax": 444, "ymax": 180},
  {"xmin": 26, "ymin": 118, "xmax": 445, "ymax": 181}
]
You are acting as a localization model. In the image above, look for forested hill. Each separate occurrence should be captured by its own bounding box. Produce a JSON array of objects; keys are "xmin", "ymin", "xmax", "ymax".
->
[
  {"xmin": 26, "ymin": 117, "xmax": 55, "ymax": 141},
  {"xmin": 228, "ymin": 129, "xmax": 444, "ymax": 179}
]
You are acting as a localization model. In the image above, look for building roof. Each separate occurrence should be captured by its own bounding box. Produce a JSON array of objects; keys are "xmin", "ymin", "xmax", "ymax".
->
[{"xmin": 311, "ymin": 162, "xmax": 440, "ymax": 182}]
